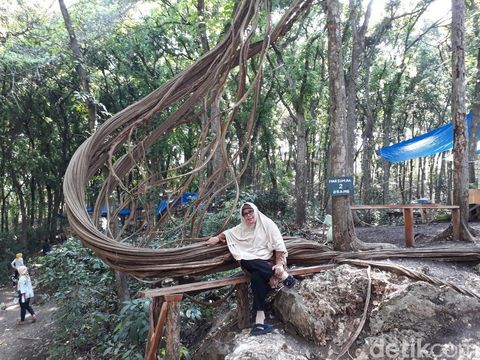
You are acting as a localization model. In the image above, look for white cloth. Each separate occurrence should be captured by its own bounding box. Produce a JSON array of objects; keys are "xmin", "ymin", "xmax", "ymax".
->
[
  {"xmin": 224, "ymin": 202, "xmax": 287, "ymax": 261},
  {"xmin": 11, "ymin": 258, "xmax": 24, "ymax": 269},
  {"xmin": 17, "ymin": 272, "xmax": 34, "ymax": 299}
]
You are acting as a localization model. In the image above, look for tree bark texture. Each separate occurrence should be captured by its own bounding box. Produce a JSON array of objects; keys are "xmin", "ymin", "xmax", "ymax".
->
[
  {"xmin": 451, "ymin": 0, "xmax": 469, "ymax": 228},
  {"xmin": 469, "ymin": 5, "xmax": 480, "ymax": 184},
  {"xmin": 360, "ymin": 58, "xmax": 375, "ymax": 205},
  {"xmin": 345, "ymin": 0, "xmax": 372, "ymax": 174},
  {"xmin": 165, "ymin": 296, "xmax": 181, "ymax": 360},
  {"xmin": 326, "ymin": 0, "xmax": 356, "ymax": 250},
  {"xmin": 295, "ymin": 108, "xmax": 307, "ymax": 226},
  {"xmin": 114, "ymin": 270, "xmax": 131, "ymax": 303}
]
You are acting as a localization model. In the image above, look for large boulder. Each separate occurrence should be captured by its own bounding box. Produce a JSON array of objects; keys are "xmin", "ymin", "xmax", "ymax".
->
[{"xmin": 193, "ymin": 263, "xmax": 480, "ymax": 359}]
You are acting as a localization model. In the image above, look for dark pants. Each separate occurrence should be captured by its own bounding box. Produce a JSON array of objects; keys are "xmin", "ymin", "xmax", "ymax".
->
[
  {"xmin": 240, "ymin": 259, "xmax": 274, "ymax": 312},
  {"xmin": 19, "ymin": 295, "xmax": 35, "ymax": 321}
]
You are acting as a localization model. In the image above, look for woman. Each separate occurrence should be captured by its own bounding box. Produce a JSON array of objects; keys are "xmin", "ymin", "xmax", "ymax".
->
[
  {"xmin": 207, "ymin": 202, "xmax": 295, "ymax": 336},
  {"xmin": 16, "ymin": 265, "xmax": 36, "ymax": 325},
  {"xmin": 11, "ymin": 253, "xmax": 24, "ymax": 283}
]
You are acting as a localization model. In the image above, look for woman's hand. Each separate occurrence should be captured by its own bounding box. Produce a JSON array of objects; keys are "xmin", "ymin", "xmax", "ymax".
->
[
  {"xmin": 206, "ymin": 236, "xmax": 220, "ymax": 246},
  {"xmin": 206, "ymin": 233, "xmax": 225, "ymax": 246},
  {"xmin": 272, "ymin": 264, "xmax": 284, "ymax": 277}
]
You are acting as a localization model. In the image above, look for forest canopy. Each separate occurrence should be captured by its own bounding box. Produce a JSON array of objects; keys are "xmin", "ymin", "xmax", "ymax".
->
[{"xmin": 1, "ymin": 0, "xmax": 479, "ymax": 261}]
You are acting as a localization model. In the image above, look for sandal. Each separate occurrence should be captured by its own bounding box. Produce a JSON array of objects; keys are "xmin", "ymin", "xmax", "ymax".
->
[
  {"xmin": 31, "ymin": 315, "xmax": 36, "ymax": 323},
  {"xmin": 283, "ymin": 275, "xmax": 296, "ymax": 289},
  {"xmin": 16, "ymin": 320, "xmax": 26, "ymax": 325},
  {"xmin": 250, "ymin": 323, "xmax": 273, "ymax": 336}
]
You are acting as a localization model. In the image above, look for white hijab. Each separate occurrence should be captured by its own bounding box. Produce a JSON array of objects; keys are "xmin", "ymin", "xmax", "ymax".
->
[{"xmin": 224, "ymin": 202, "xmax": 287, "ymax": 261}]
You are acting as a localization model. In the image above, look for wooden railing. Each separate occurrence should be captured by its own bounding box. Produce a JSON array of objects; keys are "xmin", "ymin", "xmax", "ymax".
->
[
  {"xmin": 350, "ymin": 204, "xmax": 460, "ymax": 247},
  {"xmin": 138, "ymin": 264, "xmax": 335, "ymax": 359}
]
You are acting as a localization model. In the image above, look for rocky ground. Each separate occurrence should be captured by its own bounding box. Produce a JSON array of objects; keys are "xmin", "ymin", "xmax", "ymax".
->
[{"xmin": 193, "ymin": 221, "xmax": 480, "ymax": 360}]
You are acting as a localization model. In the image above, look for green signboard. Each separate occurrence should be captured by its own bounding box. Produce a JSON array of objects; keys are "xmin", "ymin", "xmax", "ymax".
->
[{"xmin": 327, "ymin": 176, "xmax": 354, "ymax": 196}]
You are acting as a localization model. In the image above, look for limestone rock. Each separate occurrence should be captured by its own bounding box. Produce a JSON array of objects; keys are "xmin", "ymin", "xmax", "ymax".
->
[
  {"xmin": 194, "ymin": 263, "xmax": 480, "ymax": 360},
  {"xmin": 224, "ymin": 329, "xmax": 316, "ymax": 360}
]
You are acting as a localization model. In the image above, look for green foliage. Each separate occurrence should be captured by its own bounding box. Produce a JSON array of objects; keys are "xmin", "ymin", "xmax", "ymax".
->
[
  {"xmin": 102, "ymin": 298, "xmax": 150, "ymax": 360},
  {"xmin": 37, "ymin": 238, "xmax": 150, "ymax": 359},
  {"xmin": 255, "ymin": 189, "xmax": 289, "ymax": 219},
  {"xmin": 37, "ymin": 239, "xmax": 116, "ymax": 358},
  {"xmin": 0, "ymin": 231, "xmax": 22, "ymax": 285}
]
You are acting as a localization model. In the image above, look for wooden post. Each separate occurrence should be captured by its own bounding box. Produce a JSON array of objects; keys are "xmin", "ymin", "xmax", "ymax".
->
[
  {"xmin": 165, "ymin": 294, "xmax": 183, "ymax": 360},
  {"xmin": 403, "ymin": 207, "xmax": 414, "ymax": 247},
  {"xmin": 145, "ymin": 300, "xmax": 169, "ymax": 360},
  {"xmin": 235, "ymin": 283, "xmax": 249, "ymax": 329},
  {"xmin": 451, "ymin": 207, "xmax": 460, "ymax": 240},
  {"xmin": 145, "ymin": 296, "xmax": 163, "ymax": 357}
]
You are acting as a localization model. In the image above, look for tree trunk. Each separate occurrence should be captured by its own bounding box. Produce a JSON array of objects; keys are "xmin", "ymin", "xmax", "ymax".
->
[
  {"xmin": 11, "ymin": 174, "xmax": 28, "ymax": 248},
  {"xmin": 295, "ymin": 107, "xmax": 307, "ymax": 226},
  {"xmin": 451, "ymin": 0, "xmax": 471, "ymax": 239},
  {"xmin": 345, "ymin": 0, "xmax": 372, "ymax": 174},
  {"xmin": 58, "ymin": 0, "xmax": 96, "ymax": 132},
  {"xmin": 326, "ymin": 0, "xmax": 356, "ymax": 251},
  {"xmin": 469, "ymin": 6, "xmax": 480, "ymax": 184},
  {"xmin": 360, "ymin": 58, "xmax": 375, "ymax": 205},
  {"xmin": 114, "ymin": 270, "xmax": 130, "ymax": 303}
]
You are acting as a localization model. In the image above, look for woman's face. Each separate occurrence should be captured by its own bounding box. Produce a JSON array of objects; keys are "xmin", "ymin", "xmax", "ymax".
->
[{"xmin": 242, "ymin": 207, "xmax": 256, "ymax": 225}]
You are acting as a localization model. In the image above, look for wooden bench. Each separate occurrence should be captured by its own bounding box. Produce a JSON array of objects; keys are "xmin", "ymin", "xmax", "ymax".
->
[
  {"xmin": 138, "ymin": 264, "xmax": 335, "ymax": 360},
  {"xmin": 350, "ymin": 204, "xmax": 460, "ymax": 247}
]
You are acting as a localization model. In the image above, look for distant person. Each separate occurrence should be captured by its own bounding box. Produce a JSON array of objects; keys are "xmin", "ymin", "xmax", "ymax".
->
[
  {"xmin": 16, "ymin": 265, "xmax": 36, "ymax": 325},
  {"xmin": 11, "ymin": 253, "xmax": 24, "ymax": 282},
  {"xmin": 206, "ymin": 202, "xmax": 296, "ymax": 336},
  {"xmin": 42, "ymin": 241, "xmax": 51, "ymax": 255}
]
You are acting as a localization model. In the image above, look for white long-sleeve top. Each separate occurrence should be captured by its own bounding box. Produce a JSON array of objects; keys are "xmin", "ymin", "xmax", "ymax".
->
[
  {"xmin": 17, "ymin": 274, "xmax": 34, "ymax": 299},
  {"xmin": 11, "ymin": 258, "xmax": 24, "ymax": 269}
]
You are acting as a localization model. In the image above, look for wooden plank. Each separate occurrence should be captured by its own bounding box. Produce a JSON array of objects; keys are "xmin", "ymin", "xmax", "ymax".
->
[
  {"xmin": 139, "ymin": 275, "xmax": 249, "ymax": 298},
  {"xmin": 351, "ymin": 204, "xmax": 460, "ymax": 246},
  {"xmin": 145, "ymin": 297, "xmax": 163, "ymax": 359},
  {"xmin": 403, "ymin": 208, "xmax": 414, "ymax": 247},
  {"xmin": 452, "ymin": 208, "xmax": 460, "ymax": 240},
  {"xmin": 469, "ymin": 189, "xmax": 480, "ymax": 204},
  {"xmin": 145, "ymin": 301, "xmax": 169, "ymax": 360},
  {"xmin": 236, "ymin": 283, "xmax": 249, "ymax": 329},
  {"xmin": 139, "ymin": 265, "xmax": 335, "ymax": 298}
]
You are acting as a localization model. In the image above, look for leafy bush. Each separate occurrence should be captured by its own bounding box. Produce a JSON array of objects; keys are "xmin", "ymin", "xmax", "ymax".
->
[
  {"xmin": 102, "ymin": 298, "xmax": 150, "ymax": 360},
  {"xmin": 37, "ymin": 238, "xmax": 200, "ymax": 359},
  {"xmin": 37, "ymin": 238, "xmax": 153, "ymax": 359},
  {"xmin": 0, "ymin": 231, "xmax": 27, "ymax": 285}
]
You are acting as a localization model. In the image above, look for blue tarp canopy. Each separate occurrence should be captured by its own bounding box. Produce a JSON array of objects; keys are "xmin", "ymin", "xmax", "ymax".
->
[
  {"xmin": 156, "ymin": 192, "xmax": 198, "ymax": 216},
  {"xmin": 86, "ymin": 207, "xmax": 142, "ymax": 217},
  {"xmin": 378, "ymin": 113, "xmax": 476, "ymax": 163}
]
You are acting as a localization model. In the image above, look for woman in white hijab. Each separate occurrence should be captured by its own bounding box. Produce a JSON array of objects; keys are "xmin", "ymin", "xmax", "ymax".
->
[
  {"xmin": 207, "ymin": 202, "xmax": 295, "ymax": 336},
  {"xmin": 16, "ymin": 265, "xmax": 36, "ymax": 325}
]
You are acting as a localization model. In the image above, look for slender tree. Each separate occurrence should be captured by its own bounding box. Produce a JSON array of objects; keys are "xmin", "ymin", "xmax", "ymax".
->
[
  {"xmin": 58, "ymin": 0, "xmax": 97, "ymax": 133},
  {"xmin": 326, "ymin": 0, "xmax": 356, "ymax": 250},
  {"xmin": 451, "ymin": 0, "xmax": 474, "ymax": 240},
  {"xmin": 468, "ymin": 1, "xmax": 480, "ymax": 184}
]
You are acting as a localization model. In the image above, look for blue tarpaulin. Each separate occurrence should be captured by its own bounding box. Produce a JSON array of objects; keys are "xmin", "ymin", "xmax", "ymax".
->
[
  {"xmin": 86, "ymin": 207, "xmax": 141, "ymax": 217},
  {"xmin": 156, "ymin": 192, "xmax": 198, "ymax": 216},
  {"xmin": 378, "ymin": 113, "xmax": 475, "ymax": 163}
]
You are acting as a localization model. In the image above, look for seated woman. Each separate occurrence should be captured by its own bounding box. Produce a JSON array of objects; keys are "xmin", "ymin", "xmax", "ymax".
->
[{"xmin": 206, "ymin": 202, "xmax": 295, "ymax": 336}]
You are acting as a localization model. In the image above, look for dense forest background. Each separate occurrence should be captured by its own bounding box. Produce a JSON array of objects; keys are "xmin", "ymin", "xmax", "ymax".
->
[
  {"xmin": 1, "ymin": 0, "xmax": 479, "ymax": 358},
  {"xmin": 2, "ymin": 0, "xmax": 479, "ymax": 257},
  {"xmin": 0, "ymin": 0, "xmax": 478, "ymax": 267}
]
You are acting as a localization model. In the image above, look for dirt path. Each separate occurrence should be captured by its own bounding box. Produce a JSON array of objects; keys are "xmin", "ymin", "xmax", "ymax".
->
[{"xmin": 0, "ymin": 285, "xmax": 57, "ymax": 360}]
